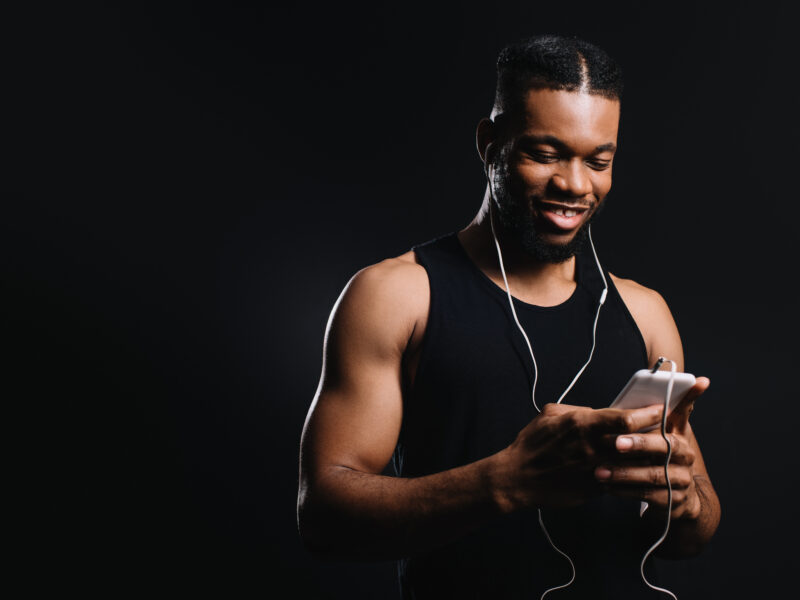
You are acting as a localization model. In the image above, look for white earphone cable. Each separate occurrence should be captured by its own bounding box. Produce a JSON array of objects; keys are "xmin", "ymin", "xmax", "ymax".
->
[
  {"xmin": 485, "ymin": 161, "xmax": 677, "ymax": 598},
  {"xmin": 640, "ymin": 358, "xmax": 679, "ymax": 600},
  {"xmin": 485, "ymin": 164, "xmax": 605, "ymax": 598},
  {"xmin": 488, "ymin": 203, "xmax": 542, "ymax": 412}
]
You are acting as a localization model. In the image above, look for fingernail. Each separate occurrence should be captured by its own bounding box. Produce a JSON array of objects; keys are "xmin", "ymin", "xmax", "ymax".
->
[
  {"xmin": 617, "ymin": 436, "xmax": 633, "ymax": 450},
  {"xmin": 595, "ymin": 467, "xmax": 612, "ymax": 480}
]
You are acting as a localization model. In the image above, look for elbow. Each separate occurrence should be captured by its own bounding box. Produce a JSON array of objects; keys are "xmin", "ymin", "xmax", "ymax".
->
[
  {"xmin": 297, "ymin": 483, "xmax": 340, "ymax": 560},
  {"xmin": 298, "ymin": 465, "xmax": 383, "ymax": 560},
  {"xmin": 297, "ymin": 502, "xmax": 326, "ymax": 558}
]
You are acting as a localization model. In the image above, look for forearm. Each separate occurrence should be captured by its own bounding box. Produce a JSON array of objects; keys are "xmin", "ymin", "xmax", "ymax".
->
[
  {"xmin": 297, "ymin": 452, "xmax": 509, "ymax": 561},
  {"xmin": 651, "ymin": 475, "xmax": 721, "ymax": 558}
]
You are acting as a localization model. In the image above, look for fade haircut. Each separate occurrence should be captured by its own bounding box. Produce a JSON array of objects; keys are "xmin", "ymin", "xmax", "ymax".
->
[{"xmin": 493, "ymin": 34, "xmax": 623, "ymax": 117}]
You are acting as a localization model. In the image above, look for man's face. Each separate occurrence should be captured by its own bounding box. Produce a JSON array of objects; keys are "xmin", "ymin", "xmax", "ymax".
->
[{"xmin": 489, "ymin": 89, "xmax": 620, "ymax": 262}]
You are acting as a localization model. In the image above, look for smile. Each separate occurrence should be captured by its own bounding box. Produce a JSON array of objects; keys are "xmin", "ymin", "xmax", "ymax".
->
[
  {"xmin": 537, "ymin": 202, "xmax": 592, "ymax": 231},
  {"xmin": 551, "ymin": 207, "xmax": 580, "ymax": 217}
]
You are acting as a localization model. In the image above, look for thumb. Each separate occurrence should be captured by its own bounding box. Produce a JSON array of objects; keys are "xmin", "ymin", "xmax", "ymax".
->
[{"xmin": 668, "ymin": 376, "xmax": 710, "ymax": 433}]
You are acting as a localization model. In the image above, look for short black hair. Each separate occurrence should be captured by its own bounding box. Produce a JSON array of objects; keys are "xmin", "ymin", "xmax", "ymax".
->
[{"xmin": 493, "ymin": 34, "xmax": 623, "ymax": 116}]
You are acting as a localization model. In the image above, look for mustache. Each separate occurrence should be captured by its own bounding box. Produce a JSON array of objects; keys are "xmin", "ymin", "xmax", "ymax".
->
[{"xmin": 535, "ymin": 198, "xmax": 596, "ymax": 211}]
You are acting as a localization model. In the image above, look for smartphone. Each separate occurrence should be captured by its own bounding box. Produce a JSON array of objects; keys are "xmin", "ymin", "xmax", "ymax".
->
[{"xmin": 609, "ymin": 369, "xmax": 696, "ymax": 431}]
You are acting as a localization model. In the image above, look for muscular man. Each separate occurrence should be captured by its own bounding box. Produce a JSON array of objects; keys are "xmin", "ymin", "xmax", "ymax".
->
[{"xmin": 298, "ymin": 35, "xmax": 720, "ymax": 598}]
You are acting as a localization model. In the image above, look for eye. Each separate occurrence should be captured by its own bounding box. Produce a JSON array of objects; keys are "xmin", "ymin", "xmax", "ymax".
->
[
  {"xmin": 586, "ymin": 159, "xmax": 612, "ymax": 171},
  {"xmin": 527, "ymin": 150, "xmax": 559, "ymax": 163}
]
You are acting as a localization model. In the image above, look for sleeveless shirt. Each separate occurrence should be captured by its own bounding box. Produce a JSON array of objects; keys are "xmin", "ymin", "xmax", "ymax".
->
[{"xmin": 394, "ymin": 232, "xmax": 661, "ymax": 599}]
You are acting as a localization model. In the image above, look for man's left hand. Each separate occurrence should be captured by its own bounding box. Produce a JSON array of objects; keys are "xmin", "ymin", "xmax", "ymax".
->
[{"xmin": 593, "ymin": 377, "xmax": 710, "ymax": 520}]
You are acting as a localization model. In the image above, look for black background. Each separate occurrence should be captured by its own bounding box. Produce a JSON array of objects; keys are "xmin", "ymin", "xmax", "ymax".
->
[{"xmin": 9, "ymin": 2, "xmax": 799, "ymax": 597}]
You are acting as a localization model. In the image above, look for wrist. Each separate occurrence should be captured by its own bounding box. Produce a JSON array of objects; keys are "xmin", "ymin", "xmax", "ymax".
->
[
  {"xmin": 685, "ymin": 474, "xmax": 712, "ymax": 520},
  {"xmin": 485, "ymin": 449, "xmax": 517, "ymax": 515},
  {"xmin": 660, "ymin": 474, "xmax": 704, "ymax": 523}
]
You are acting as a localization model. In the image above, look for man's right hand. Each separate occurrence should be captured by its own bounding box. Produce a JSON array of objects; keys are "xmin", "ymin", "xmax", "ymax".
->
[{"xmin": 491, "ymin": 402, "xmax": 665, "ymax": 513}]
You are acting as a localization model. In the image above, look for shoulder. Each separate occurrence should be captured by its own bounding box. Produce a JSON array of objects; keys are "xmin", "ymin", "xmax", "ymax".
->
[
  {"xmin": 609, "ymin": 274, "xmax": 671, "ymax": 322},
  {"xmin": 610, "ymin": 274, "xmax": 683, "ymax": 369},
  {"xmin": 344, "ymin": 250, "xmax": 429, "ymax": 318},
  {"xmin": 328, "ymin": 250, "xmax": 430, "ymax": 356}
]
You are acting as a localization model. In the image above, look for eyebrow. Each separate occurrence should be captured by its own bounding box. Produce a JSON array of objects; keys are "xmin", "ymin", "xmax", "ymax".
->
[{"xmin": 518, "ymin": 134, "xmax": 616, "ymax": 155}]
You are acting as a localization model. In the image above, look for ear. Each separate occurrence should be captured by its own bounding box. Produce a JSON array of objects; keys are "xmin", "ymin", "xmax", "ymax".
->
[{"xmin": 476, "ymin": 118, "xmax": 496, "ymax": 166}]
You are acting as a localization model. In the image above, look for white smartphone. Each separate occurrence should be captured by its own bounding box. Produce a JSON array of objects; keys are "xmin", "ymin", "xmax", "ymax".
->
[{"xmin": 609, "ymin": 369, "xmax": 696, "ymax": 431}]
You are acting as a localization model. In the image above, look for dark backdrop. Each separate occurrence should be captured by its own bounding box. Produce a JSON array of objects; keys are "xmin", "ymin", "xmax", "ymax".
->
[{"xmin": 9, "ymin": 2, "xmax": 798, "ymax": 597}]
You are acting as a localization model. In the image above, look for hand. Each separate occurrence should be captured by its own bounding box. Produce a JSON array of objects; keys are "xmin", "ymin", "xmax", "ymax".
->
[
  {"xmin": 594, "ymin": 377, "xmax": 710, "ymax": 520},
  {"xmin": 495, "ymin": 402, "xmax": 666, "ymax": 513}
]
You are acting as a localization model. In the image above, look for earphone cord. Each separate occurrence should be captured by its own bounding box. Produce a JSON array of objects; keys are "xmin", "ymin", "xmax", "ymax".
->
[
  {"xmin": 485, "ymin": 182, "xmax": 601, "ymax": 599},
  {"xmin": 485, "ymin": 171, "xmax": 608, "ymax": 414},
  {"xmin": 485, "ymin": 163, "xmax": 677, "ymax": 599},
  {"xmin": 488, "ymin": 201, "xmax": 541, "ymax": 412},
  {"xmin": 640, "ymin": 358, "xmax": 679, "ymax": 600}
]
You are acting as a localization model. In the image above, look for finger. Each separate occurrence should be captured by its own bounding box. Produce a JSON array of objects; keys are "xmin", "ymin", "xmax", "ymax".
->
[
  {"xmin": 669, "ymin": 377, "xmax": 710, "ymax": 432},
  {"xmin": 591, "ymin": 405, "xmax": 664, "ymax": 434},
  {"xmin": 674, "ymin": 377, "xmax": 709, "ymax": 416},
  {"xmin": 602, "ymin": 485, "xmax": 692, "ymax": 510},
  {"xmin": 539, "ymin": 402, "xmax": 590, "ymax": 417},
  {"xmin": 594, "ymin": 464, "xmax": 693, "ymax": 488},
  {"xmin": 614, "ymin": 432, "xmax": 695, "ymax": 465}
]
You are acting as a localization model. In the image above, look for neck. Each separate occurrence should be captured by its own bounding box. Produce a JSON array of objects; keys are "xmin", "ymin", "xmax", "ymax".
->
[{"xmin": 457, "ymin": 187, "xmax": 578, "ymax": 305}]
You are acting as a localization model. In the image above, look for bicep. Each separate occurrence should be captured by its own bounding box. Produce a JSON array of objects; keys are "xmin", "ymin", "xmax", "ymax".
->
[
  {"xmin": 613, "ymin": 275, "xmax": 684, "ymax": 371},
  {"xmin": 614, "ymin": 277, "xmax": 714, "ymax": 481},
  {"xmin": 647, "ymin": 293, "xmax": 684, "ymax": 371},
  {"xmin": 300, "ymin": 263, "xmax": 423, "ymax": 480},
  {"xmin": 646, "ymin": 297, "xmax": 714, "ymax": 480},
  {"xmin": 303, "ymin": 363, "xmax": 403, "ymax": 477}
]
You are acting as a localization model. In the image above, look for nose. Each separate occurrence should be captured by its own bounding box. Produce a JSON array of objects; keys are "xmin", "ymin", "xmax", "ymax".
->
[{"xmin": 551, "ymin": 159, "xmax": 593, "ymax": 198}]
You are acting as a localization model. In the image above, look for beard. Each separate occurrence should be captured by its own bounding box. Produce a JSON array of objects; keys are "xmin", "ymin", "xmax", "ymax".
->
[
  {"xmin": 489, "ymin": 153, "xmax": 602, "ymax": 263},
  {"xmin": 493, "ymin": 199, "xmax": 600, "ymax": 263}
]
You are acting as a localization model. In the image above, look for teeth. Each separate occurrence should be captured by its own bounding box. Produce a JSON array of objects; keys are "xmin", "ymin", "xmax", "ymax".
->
[{"xmin": 552, "ymin": 208, "xmax": 578, "ymax": 217}]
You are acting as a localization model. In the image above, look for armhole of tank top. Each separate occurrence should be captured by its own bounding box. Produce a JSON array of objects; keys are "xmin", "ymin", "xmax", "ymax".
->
[
  {"xmin": 607, "ymin": 274, "xmax": 649, "ymax": 366},
  {"xmin": 407, "ymin": 247, "xmax": 440, "ymax": 399}
]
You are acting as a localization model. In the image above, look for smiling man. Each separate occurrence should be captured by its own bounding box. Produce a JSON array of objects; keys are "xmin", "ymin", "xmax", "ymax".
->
[{"xmin": 298, "ymin": 35, "xmax": 720, "ymax": 599}]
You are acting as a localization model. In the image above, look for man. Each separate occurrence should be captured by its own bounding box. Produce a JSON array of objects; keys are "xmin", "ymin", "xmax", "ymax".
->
[{"xmin": 298, "ymin": 35, "xmax": 720, "ymax": 598}]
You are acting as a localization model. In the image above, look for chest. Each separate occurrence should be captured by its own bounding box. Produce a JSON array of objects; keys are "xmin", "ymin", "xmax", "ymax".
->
[{"xmin": 397, "ymin": 283, "xmax": 647, "ymax": 475}]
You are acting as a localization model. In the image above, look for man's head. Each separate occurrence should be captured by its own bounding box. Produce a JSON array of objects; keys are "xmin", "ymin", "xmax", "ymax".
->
[{"xmin": 479, "ymin": 35, "xmax": 623, "ymax": 263}]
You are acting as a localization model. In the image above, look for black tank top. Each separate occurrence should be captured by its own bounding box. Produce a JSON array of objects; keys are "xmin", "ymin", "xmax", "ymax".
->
[{"xmin": 395, "ymin": 232, "xmax": 661, "ymax": 599}]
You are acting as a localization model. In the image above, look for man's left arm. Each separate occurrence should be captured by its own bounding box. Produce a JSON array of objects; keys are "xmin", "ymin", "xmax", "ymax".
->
[{"xmin": 601, "ymin": 276, "xmax": 721, "ymax": 557}]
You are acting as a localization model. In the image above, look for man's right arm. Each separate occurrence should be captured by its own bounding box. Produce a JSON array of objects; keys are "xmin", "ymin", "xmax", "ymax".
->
[
  {"xmin": 296, "ymin": 257, "xmax": 664, "ymax": 561},
  {"xmin": 297, "ymin": 257, "xmax": 511, "ymax": 560}
]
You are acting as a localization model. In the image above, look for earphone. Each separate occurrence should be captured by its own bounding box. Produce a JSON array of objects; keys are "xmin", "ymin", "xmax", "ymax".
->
[
  {"xmin": 483, "ymin": 156, "xmax": 677, "ymax": 599},
  {"xmin": 482, "ymin": 153, "xmax": 608, "ymax": 415}
]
